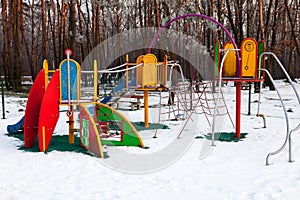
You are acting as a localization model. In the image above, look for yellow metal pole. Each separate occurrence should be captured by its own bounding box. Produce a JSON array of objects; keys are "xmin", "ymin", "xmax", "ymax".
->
[
  {"xmin": 144, "ymin": 90, "xmax": 149, "ymax": 128},
  {"xmin": 69, "ymin": 105, "xmax": 74, "ymax": 144},
  {"xmin": 42, "ymin": 126, "xmax": 46, "ymax": 152},
  {"xmin": 94, "ymin": 60, "xmax": 98, "ymax": 102},
  {"xmin": 126, "ymin": 54, "xmax": 129, "ymax": 89},
  {"xmin": 43, "ymin": 60, "xmax": 49, "ymax": 90}
]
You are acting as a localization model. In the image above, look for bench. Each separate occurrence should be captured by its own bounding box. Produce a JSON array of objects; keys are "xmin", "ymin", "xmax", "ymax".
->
[{"xmin": 117, "ymin": 95, "xmax": 143, "ymax": 110}]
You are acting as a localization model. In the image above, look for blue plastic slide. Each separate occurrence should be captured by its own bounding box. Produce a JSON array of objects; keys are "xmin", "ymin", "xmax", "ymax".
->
[
  {"xmin": 101, "ymin": 78, "xmax": 136, "ymax": 104},
  {"xmin": 7, "ymin": 116, "xmax": 25, "ymax": 133}
]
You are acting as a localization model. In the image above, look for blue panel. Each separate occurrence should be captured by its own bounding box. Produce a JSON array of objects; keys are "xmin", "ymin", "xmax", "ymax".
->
[{"xmin": 60, "ymin": 60, "xmax": 78, "ymax": 101}]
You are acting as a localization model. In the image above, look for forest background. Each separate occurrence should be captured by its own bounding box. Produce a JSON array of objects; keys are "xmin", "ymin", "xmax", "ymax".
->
[{"xmin": 0, "ymin": 0, "xmax": 299, "ymax": 91}]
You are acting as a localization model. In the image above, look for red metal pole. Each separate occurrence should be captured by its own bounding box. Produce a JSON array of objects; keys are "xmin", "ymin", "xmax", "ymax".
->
[{"xmin": 236, "ymin": 82, "xmax": 241, "ymax": 138}]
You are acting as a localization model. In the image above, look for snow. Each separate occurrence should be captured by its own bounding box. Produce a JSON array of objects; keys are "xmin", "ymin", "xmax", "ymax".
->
[{"xmin": 1, "ymin": 80, "xmax": 300, "ymax": 199}]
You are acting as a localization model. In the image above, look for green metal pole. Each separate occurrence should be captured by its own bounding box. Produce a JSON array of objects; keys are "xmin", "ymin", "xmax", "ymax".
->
[{"xmin": 1, "ymin": 79, "xmax": 5, "ymax": 119}]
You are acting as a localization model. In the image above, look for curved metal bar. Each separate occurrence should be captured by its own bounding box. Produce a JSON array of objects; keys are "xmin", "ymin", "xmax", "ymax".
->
[
  {"xmin": 147, "ymin": 13, "xmax": 241, "ymax": 76},
  {"xmin": 169, "ymin": 63, "xmax": 185, "ymax": 89},
  {"xmin": 259, "ymin": 52, "xmax": 300, "ymax": 163},
  {"xmin": 212, "ymin": 49, "xmax": 230, "ymax": 146},
  {"xmin": 289, "ymin": 123, "xmax": 300, "ymax": 162},
  {"xmin": 259, "ymin": 52, "xmax": 300, "ymax": 104},
  {"xmin": 259, "ymin": 69, "xmax": 290, "ymax": 165}
]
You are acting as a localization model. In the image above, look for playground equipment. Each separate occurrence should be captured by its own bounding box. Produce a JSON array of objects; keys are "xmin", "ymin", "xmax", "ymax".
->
[
  {"xmin": 17, "ymin": 50, "xmax": 162, "ymax": 157},
  {"xmin": 147, "ymin": 14, "xmax": 267, "ymax": 142},
  {"xmin": 210, "ymin": 38, "xmax": 266, "ymax": 145},
  {"xmin": 255, "ymin": 52, "xmax": 300, "ymax": 165},
  {"xmin": 7, "ymin": 116, "xmax": 24, "ymax": 134},
  {"xmin": 8, "ymin": 48, "xmax": 171, "ymax": 158},
  {"xmin": 6, "ymin": 12, "xmax": 298, "ymax": 165}
]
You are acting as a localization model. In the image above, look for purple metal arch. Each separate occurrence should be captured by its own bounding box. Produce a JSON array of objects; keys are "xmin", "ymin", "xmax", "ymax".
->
[{"xmin": 147, "ymin": 13, "xmax": 240, "ymax": 76}]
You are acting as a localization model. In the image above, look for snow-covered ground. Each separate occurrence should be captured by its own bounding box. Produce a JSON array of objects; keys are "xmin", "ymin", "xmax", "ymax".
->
[{"xmin": 1, "ymin": 80, "xmax": 300, "ymax": 199}]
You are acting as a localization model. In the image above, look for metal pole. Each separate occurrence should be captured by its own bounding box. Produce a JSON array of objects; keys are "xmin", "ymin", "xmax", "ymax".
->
[
  {"xmin": 248, "ymin": 83, "xmax": 251, "ymax": 115},
  {"xmin": 190, "ymin": 79, "xmax": 193, "ymax": 111},
  {"xmin": 1, "ymin": 79, "xmax": 5, "ymax": 119},
  {"xmin": 144, "ymin": 90, "xmax": 149, "ymax": 128},
  {"xmin": 67, "ymin": 52, "xmax": 71, "ymax": 115}
]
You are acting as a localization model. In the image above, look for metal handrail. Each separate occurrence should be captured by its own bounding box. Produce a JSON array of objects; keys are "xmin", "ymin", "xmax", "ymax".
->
[
  {"xmin": 289, "ymin": 123, "xmax": 300, "ymax": 162},
  {"xmin": 259, "ymin": 69, "xmax": 290, "ymax": 165},
  {"xmin": 259, "ymin": 52, "xmax": 300, "ymax": 164},
  {"xmin": 259, "ymin": 52, "xmax": 300, "ymax": 104}
]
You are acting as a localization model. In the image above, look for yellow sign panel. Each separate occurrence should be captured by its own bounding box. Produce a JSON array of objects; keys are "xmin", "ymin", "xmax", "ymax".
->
[
  {"xmin": 223, "ymin": 42, "xmax": 237, "ymax": 77},
  {"xmin": 241, "ymin": 38, "xmax": 257, "ymax": 77}
]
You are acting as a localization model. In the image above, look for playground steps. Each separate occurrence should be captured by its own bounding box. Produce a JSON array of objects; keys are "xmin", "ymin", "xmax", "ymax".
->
[
  {"xmin": 24, "ymin": 69, "xmax": 46, "ymax": 148},
  {"xmin": 97, "ymin": 122, "xmax": 109, "ymax": 138},
  {"xmin": 38, "ymin": 71, "xmax": 60, "ymax": 152},
  {"xmin": 23, "ymin": 69, "xmax": 61, "ymax": 152}
]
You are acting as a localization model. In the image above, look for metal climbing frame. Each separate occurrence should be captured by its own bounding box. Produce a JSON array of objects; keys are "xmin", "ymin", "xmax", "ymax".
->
[{"xmin": 153, "ymin": 61, "xmax": 234, "ymax": 139}]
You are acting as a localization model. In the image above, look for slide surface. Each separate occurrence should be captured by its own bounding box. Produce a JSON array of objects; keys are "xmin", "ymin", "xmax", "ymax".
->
[
  {"xmin": 38, "ymin": 70, "xmax": 60, "ymax": 152},
  {"xmin": 101, "ymin": 78, "xmax": 136, "ymax": 104},
  {"xmin": 7, "ymin": 116, "xmax": 24, "ymax": 134},
  {"xmin": 24, "ymin": 69, "xmax": 46, "ymax": 148}
]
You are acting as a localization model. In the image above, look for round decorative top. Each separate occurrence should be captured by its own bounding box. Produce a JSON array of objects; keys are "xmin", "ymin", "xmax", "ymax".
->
[{"xmin": 64, "ymin": 48, "xmax": 73, "ymax": 57}]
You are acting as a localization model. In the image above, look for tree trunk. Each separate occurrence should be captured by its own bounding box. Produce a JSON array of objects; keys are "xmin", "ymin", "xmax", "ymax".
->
[
  {"xmin": 42, "ymin": 0, "xmax": 47, "ymax": 59},
  {"xmin": 154, "ymin": 0, "xmax": 160, "ymax": 28},
  {"xmin": 30, "ymin": 1, "xmax": 38, "ymax": 80},
  {"xmin": 284, "ymin": 0, "xmax": 300, "ymax": 56},
  {"xmin": 77, "ymin": 0, "xmax": 84, "ymax": 63},
  {"xmin": 259, "ymin": 0, "xmax": 265, "ymax": 40},
  {"xmin": 138, "ymin": 0, "xmax": 143, "ymax": 27},
  {"xmin": 61, "ymin": 1, "xmax": 67, "ymax": 59},
  {"xmin": 69, "ymin": 1, "xmax": 77, "ymax": 53},
  {"xmin": 1, "ymin": 0, "xmax": 10, "ymax": 89},
  {"xmin": 11, "ymin": 0, "xmax": 23, "ymax": 91}
]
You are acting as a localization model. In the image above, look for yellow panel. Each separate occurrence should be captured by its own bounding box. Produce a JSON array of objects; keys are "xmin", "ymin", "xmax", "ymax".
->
[
  {"xmin": 136, "ymin": 55, "xmax": 144, "ymax": 86},
  {"xmin": 241, "ymin": 38, "xmax": 257, "ymax": 77},
  {"xmin": 142, "ymin": 63, "xmax": 157, "ymax": 87},
  {"xmin": 223, "ymin": 42, "xmax": 237, "ymax": 77},
  {"xmin": 142, "ymin": 54, "xmax": 157, "ymax": 87}
]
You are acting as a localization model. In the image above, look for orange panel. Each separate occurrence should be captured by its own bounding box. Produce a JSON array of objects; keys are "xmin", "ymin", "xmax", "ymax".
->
[
  {"xmin": 241, "ymin": 38, "xmax": 258, "ymax": 77},
  {"xmin": 223, "ymin": 42, "xmax": 237, "ymax": 77}
]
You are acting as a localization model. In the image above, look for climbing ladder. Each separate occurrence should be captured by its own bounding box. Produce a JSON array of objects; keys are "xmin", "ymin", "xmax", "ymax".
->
[{"xmin": 153, "ymin": 80, "xmax": 234, "ymax": 139}]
